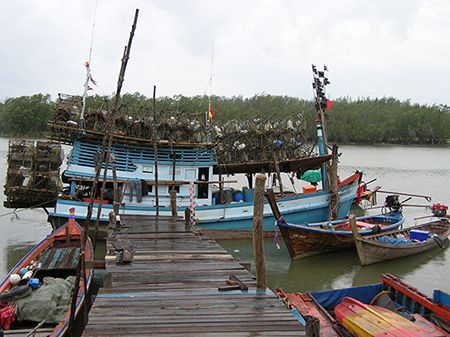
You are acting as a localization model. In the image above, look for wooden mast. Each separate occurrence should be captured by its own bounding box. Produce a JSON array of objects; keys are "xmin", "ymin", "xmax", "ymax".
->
[{"xmin": 68, "ymin": 9, "xmax": 139, "ymax": 334}]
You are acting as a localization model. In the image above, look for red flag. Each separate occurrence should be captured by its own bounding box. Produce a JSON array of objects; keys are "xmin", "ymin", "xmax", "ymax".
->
[
  {"xmin": 209, "ymin": 106, "xmax": 214, "ymax": 122},
  {"xmin": 89, "ymin": 75, "xmax": 98, "ymax": 86},
  {"xmin": 326, "ymin": 99, "xmax": 333, "ymax": 111}
]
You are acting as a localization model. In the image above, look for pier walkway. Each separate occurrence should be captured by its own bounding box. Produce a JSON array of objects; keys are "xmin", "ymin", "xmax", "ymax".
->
[{"xmin": 82, "ymin": 215, "xmax": 304, "ymax": 336}]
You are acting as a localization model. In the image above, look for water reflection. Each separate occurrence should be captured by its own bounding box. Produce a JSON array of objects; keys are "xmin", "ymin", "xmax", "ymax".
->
[
  {"xmin": 4, "ymin": 243, "xmax": 38, "ymax": 273},
  {"xmin": 217, "ymin": 235, "xmax": 450, "ymax": 296},
  {"xmin": 2, "ymin": 139, "xmax": 450, "ymax": 300}
]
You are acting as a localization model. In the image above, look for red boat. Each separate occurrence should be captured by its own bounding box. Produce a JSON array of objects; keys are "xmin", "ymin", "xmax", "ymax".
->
[
  {"xmin": 277, "ymin": 274, "xmax": 450, "ymax": 337},
  {"xmin": 0, "ymin": 209, "xmax": 93, "ymax": 336}
]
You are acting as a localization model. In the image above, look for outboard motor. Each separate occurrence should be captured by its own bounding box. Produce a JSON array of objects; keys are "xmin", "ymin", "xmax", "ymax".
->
[
  {"xmin": 385, "ymin": 195, "xmax": 401, "ymax": 211},
  {"xmin": 432, "ymin": 203, "xmax": 448, "ymax": 217}
]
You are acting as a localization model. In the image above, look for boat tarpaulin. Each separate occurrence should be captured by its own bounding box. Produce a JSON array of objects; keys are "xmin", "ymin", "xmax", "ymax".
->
[
  {"xmin": 15, "ymin": 276, "xmax": 76, "ymax": 324},
  {"xmin": 312, "ymin": 283, "xmax": 382, "ymax": 310}
]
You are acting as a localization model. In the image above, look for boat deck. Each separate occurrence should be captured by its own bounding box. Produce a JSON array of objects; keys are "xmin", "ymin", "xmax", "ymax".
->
[
  {"xmin": 40, "ymin": 245, "xmax": 81, "ymax": 271},
  {"xmin": 82, "ymin": 215, "xmax": 304, "ymax": 336}
]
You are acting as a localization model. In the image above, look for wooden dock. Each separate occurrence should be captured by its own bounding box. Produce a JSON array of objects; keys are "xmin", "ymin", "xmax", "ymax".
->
[{"xmin": 82, "ymin": 215, "xmax": 305, "ymax": 336}]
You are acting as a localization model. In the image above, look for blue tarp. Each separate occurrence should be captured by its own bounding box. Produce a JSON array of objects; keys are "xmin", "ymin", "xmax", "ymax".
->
[{"xmin": 312, "ymin": 283, "xmax": 383, "ymax": 310}]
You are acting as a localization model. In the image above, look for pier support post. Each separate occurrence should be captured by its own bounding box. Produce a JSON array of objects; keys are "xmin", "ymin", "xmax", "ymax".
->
[
  {"xmin": 253, "ymin": 173, "xmax": 267, "ymax": 290},
  {"xmin": 189, "ymin": 181, "xmax": 195, "ymax": 225},
  {"xmin": 305, "ymin": 315, "xmax": 320, "ymax": 337},
  {"xmin": 170, "ymin": 189, "xmax": 178, "ymax": 217}
]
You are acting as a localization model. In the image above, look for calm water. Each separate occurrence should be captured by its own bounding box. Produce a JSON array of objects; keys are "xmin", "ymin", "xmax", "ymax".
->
[
  {"xmin": 218, "ymin": 144, "xmax": 450, "ymax": 296},
  {"xmin": 1, "ymin": 138, "xmax": 449, "ymax": 298}
]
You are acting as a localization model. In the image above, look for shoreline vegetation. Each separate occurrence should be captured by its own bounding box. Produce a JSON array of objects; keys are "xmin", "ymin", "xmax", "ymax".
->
[{"xmin": 1, "ymin": 92, "xmax": 449, "ymax": 145}]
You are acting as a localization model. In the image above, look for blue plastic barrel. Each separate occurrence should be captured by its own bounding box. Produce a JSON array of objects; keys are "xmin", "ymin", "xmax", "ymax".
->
[
  {"xmin": 243, "ymin": 188, "xmax": 254, "ymax": 202},
  {"xmin": 233, "ymin": 191, "xmax": 244, "ymax": 202}
]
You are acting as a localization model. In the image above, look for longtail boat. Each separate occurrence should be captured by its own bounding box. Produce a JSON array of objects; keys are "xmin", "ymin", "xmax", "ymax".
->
[
  {"xmin": 0, "ymin": 209, "xmax": 93, "ymax": 336},
  {"xmin": 350, "ymin": 214, "xmax": 450, "ymax": 266},
  {"xmin": 277, "ymin": 195, "xmax": 405, "ymax": 260}
]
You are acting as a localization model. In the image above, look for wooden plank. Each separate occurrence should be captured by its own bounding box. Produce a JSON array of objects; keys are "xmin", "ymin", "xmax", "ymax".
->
[{"xmin": 83, "ymin": 215, "xmax": 304, "ymax": 336}]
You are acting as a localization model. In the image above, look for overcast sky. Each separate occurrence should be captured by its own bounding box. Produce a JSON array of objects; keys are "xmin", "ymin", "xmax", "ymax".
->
[{"xmin": 1, "ymin": 1, "xmax": 449, "ymax": 106}]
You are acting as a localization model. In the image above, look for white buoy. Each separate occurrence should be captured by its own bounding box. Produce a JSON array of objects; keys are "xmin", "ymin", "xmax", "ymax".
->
[{"xmin": 9, "ymin": 274, "xmax": 21, "ymax": 285}]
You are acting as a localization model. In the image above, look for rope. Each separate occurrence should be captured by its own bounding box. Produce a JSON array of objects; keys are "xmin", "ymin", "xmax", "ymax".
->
[
  {"xmin": 88, "ymin": 0, "xmax": 98, "ymax": 66},
  {"xmin": 274, "ymin": 216, "xmax": 284, "ymax": 249},
  {"xmin": 0, "ymin": 197, "xmax": 60, "ymax": 218}
]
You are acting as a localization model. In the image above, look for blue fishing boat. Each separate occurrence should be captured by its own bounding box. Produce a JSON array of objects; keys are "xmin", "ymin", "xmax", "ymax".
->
[
  {"xmin": 44, "ymin": 64, "xmax": 361, "ymax": 239},
  {"xmin": 46, "ymin": 128, "xmax": 361, "ymax": 239}
]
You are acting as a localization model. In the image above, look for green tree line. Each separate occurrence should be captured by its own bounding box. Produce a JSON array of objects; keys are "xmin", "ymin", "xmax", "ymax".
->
[{"xmin": 1, "ymin": 92, "xmax": 450, "ymax": 145}]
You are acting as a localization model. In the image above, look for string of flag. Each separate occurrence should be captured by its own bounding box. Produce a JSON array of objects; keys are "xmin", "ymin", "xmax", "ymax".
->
[{"xmin": 85, "ymin": 61, "xmax": 98, "ymax": 91}]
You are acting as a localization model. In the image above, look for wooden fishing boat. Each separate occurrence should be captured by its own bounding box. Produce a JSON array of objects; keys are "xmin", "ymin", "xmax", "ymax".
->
[
  {"xmin": 0, "ymin": 209, "xmax": 93, "ymax": 336},
  {"xmin": 350, "ymin": 216, "xmax": 450, "ymax": 266},
  {"xmin": 43, "ymin": 69, "xmax": 361, "ymax": 240},
  {"xmin": 335, "ymin": 296, "xmax": 448, "ymax": 336},
  {"xmin": 277, "ymin": 195, "xmax": 405, "ymax": 260},
  {"xmin": 277, "ymin": 273, "xmax": 450, "ymax": 337}
]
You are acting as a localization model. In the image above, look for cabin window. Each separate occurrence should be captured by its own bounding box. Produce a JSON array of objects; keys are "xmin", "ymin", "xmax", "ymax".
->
[{"xmin": 197, "ymin": 167, "xmax": 209, "ymax": 199}]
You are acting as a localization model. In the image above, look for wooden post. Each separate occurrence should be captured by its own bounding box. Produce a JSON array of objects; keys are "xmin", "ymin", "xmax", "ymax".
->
[
  {"xmin": 253, "ymin": 173, "xmax": 267, "ymax": 290},
  {"xmin": 220, "ymin": 175, "xmax": 224, "ymax": 204},
  {"xmin": 170, "ymin": 189, "xmax": 178, "ymax": 217},
  {"xmin": 265, "ymin": 189, "xmax": 286, "ymax": 224},
  {"xmin": 113, "ymin": 165, "xmax": 119, "ymax": 215},
  {"xmin": 328, "ymin": 144, "xmax": 339, "ymax": 221},
  {"xmin": 272, "ymin": 152, "xmax": 284, "ymax": 197},
  {"xmin": 305, "ymin": 315, "xmax": 320, "ymax": 337},
  {"xmin": 153, "ymin": 85, "xmax": 159, "ymax": 216},
  {"xmin": 68, "ymin": 10, "xmax": 139, "ymax": 336},
  {"xmin": 65, "ymin": 226, "xmax": 70, "ymax": 243},
  {"xmin": 184, "ymin": 207, "xmax": 191, "ymax": 225},
  {"xmin": 246, "ymin": 173, "xmax": 253, "ymax": 189}
]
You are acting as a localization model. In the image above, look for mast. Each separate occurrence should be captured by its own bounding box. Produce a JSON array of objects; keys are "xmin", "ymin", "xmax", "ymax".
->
[
  {"xmin": 312, "ymin": 64, "xmax": 332, "ymax": 190},
  {"xmin": 80, "ymin": 0, "xmax": 98, "ymax": 124},
  {"xmin": 207, "ymin": 42, "xmax": 214, "ymax": 142}
]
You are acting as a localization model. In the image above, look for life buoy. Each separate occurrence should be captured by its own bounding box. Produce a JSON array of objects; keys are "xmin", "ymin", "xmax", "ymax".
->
[{"xmin": 0, "ymin": 285, "xmax": 32, "ymax": 303}]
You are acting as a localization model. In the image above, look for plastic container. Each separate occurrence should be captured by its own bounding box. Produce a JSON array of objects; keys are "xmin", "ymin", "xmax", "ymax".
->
[
  {"xmin": 22, "ymin": 270, "xmax": 33, "ymax": 280},
  {"xmin": 303, "ymin": 185, "xmax": 317, "ymax": 194},
  {"xmin": 29, "ymin": 278, "xmax": 39, "ymax": 289},
  {"xmin": 243, "ymin": 188, "xmax": 254, "ymax": 202},
  {"xmin": 410, "ymin": 229, "xmax": 430, "ymax": 242},
  {"xmin": 83, "ymin": 198, "xmax": 108, "ymax": 204},
  {"xmin": 212, "ymin": 192, "xmax": 218, "ymax": 204},
  {"xmin": 233, "ymin": 191, "xmax": 244, "ymax": 202}
]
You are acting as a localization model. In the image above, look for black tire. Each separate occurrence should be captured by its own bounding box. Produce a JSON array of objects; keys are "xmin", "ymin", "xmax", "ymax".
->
[
  {"xmin": 372, "ymin": 224, "xmax": 382, "ymax": 234},
  {"xmin": 0, "ymin": 284, "xmax": 32, "ymax": 303}
]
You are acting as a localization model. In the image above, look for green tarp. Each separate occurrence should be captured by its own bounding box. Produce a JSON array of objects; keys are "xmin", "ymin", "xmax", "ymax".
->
[
  {"xmin": 300, "ymin": 169, "xmax": 322, "ymax": 183},
  {"xmin": 15, "ymin": 276, "xmax": 76, "ymax": 324}
]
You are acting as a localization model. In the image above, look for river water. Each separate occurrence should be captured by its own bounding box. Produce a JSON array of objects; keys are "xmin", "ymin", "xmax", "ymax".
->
[{"xmin": 1, "ymin": 137, "xmax": 449, "ymax": 298}]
